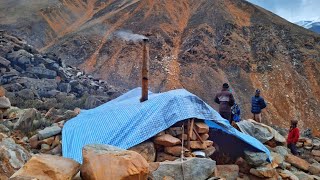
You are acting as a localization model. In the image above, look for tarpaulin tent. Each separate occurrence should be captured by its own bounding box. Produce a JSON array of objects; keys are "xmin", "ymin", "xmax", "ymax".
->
[{"xmin": 62, "ymin": 87, "xmax": 271, "ymax": 163}]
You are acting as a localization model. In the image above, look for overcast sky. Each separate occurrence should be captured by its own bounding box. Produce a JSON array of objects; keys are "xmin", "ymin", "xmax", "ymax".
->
[{"xmin": 247, "ymin": 0, "xmax": 320, "ymax": 22}]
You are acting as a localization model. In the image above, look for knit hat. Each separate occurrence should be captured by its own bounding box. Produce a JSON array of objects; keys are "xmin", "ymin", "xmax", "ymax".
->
[{"xmin": 291, "ymin": 119, "xmax": 298, "ymax": 125}]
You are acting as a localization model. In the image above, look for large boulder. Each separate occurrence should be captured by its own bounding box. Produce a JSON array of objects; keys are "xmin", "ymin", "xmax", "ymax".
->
[
  {"xmin": 11, "ymin": 154, "xmax": 80, "ymax": 179},
  {"xmin": 37, "ymin": 126, "xmax": 62, "ymax": 140},
  {"xmin": 151, "ymin": 158, "xmax": 216, "ymax": 180},
  {"xmin": 26, "ymin": 67, "xmax": 57, "ymax": 79},
  {"xmin": 312, "ymin": 150, "xmax": 320, "ymax": 157},
  {"xmin": 309, "ymin": 163, "xmax": 320, "ymax": 175},
  {"xmin": 215, "ymin": 165, "xmax": 239, "ymax": 180},
  {"xmin": 84, "ymin": 96, "xmax": 103, "ymax": 109},
  {"xmin": 16, "ymin": 89, "xmax": 36, "ymax": 100},
  {"xmin": 129, "ymin": 141, "xmax": 156, "ymax": 162},
  {"xmin": 0, "ymin": 96, "xmax": 11, "ymax": 109},
  {"xmin": 58, "ymin": 83, "xmax": 71, "ymax": 93},
  {"xmin": 0, "ymin": 138, "xmax": 31, "ymax": 178},
  {"xmin": 80, "ymin": 144, "xmax": 149, "ymax": 180},
  {"xmin": 235, "ymin": 157, "xmax": 251, "ymax": 174},
  {"xmin": 285, "ymin": 154, "xmax": 310, "ymax": 171},
  {"xmin": 244, "ymin": 151, "xmax": 268, "ymax": 167},
  {"xmin": 277, "ymin": 169, "xmax": 299, "ymax": 180},
  {"xmin": 154, "ymin": 134, "xmax": 181, "ymax": 146},
  {"xmin": 13, "ymin": 77, "xmax": 58, "ymax": 92},
  {"xmin": 270, "ymin": 152, "xmax": 284, "ymax": 168},
  {"xmin": 13, "ymin": 108, "xmax": 39, "ymax": 133},
  {"xmin": 0, "ymin": 56, "xmax": 10, "ymax": 67},
  {"xmin": 249, "ymin": 166, "xmax": 277, "ymax": 178},
  {"xmin": 237, "ymin": 120, "xmax": 286, "ymax": 144},
  {"xmin": 293, "ymin": 171, "xmax": 314, "ymax": 180},
  {"xmin": 273, "ymin": 146, "xmax": 289, "ymax": 157},
  {"xmin": 0, "ymin": 124, "xmax": 10, "ymax": 133},
  {"xmin": 156, "ymin": 152, "xmax": 179, "ymax": 162}
]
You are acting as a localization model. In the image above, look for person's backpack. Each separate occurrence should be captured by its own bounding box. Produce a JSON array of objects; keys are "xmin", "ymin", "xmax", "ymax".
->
[{"xmin": 231, "ymin": 103, "xmax": 241, "ymax": 122}]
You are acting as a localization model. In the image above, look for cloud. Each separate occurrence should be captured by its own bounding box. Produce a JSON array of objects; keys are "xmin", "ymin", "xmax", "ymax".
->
[{"xmin": 247, "ymin": 0, "xmax": 320, "ymax": 22}]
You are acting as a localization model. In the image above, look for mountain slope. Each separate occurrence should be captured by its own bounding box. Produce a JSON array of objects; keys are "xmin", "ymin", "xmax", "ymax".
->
[{"xmin": 1, "ymin": 0, "xmax": 320, "ymax": 132}]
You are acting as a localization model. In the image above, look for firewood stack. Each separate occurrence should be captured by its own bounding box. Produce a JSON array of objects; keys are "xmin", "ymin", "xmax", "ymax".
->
[{"xmin": 153, "ymin": 119, "xmax": 215, "ymax": 162}]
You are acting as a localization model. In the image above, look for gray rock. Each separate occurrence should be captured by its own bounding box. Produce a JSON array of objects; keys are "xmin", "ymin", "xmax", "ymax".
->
[
  {"xmin": 293, "ymin": 171, "xmax": 314, "ymax": 180},
  {"xmin": 41, "ymin": 143, "xmax": 51, "ymax": 151},
  {"xmin": 42, "ymin": 98, "xmax": 60, "ymax": 110},
  {"xmin": 58, "ymin": 83, "xmax": 71, "ymax": 93},
  {"xmin": 38, "ymin": 89, "xmax": 60, "ymax": 98},
  {"xmin": 302, "ymin": 128, "xmax": 313, "ymax": 138},
  {"xmin": 16, "ymin": 89, "xmax": 35, "ymax": 100},
  {"xmin": 152, "ymin": 158, "xmax": 216, "ymax": 180},
  {"xmin": 312, "ymin": 175, "xmax": 320, "ymax": 180},
  {"xmin": 0, "ymin": 56, "xmax": 10, "ymax": 67},
  {"xmin": 2, "ymin": 120, "xmax": 14, "ymax": 130},
  {"xmin": 84, "ymin": 96, "xmax": 103, "ymax": 109},
  {"xmin": 250, "ymin": 166, "xmax": 277, "ymax": 178},
  {"xmin": 13, "ymin": 77, "xmax": 57, "ymax": 92},
  {"xmin": 62, "ymin": 110, "xmax": 77, "ymax": 121},
  {"xmin": 274, "ymin": 146, "xmax": 289, "ymax": 157},
  {"xmin": 244, "ymin": 151, "xmax": 268, "ymax": 167},
  {"xmin": 2, "ymin": 83, "xmax": 24, "ymax": 92},
  {"xmin": 129, "ymin": 141, "xmax": 156, "ymax": 162},
  {"xmin": 6, "ymin": 49, "xmax": 33, "ymax": 61},
  {"xmin": 0, "ymin": 138, "xmax": 31, "ymax": 178},
  {"xmin": 313, "ymin": 138, "xmax": 320, "ymax": 150},
  {"xmin": 278, "ymin": 169, "xmax": 298, "ymax": 180},
  {"xmin": 0, "ymin": 72, "xmax": 18, "ymax": 84},
  {"xmin": 26, "ymin": 67, "xmax": 57, "ymax": 79},
  {"xmin": 309, "ymin": 163, "xmax": 320, "ymax": 175},
  {"xmin": 14, "ymin": 108, "xmax": 38, "ymax": 132},
  {"xmin": 0, "ymin": 124, "xmax": 10, "ymax": 133},
  {"xmin": 46, "ymin": 62, "xmax": 60, "ymax": 72},
  {"xmin": 0, "ymin": 96, "xmax": 11, "ymax": 109},
  {"xmin": 83, "ymin": 144, "xmax": 125, "ymax": 154},
  {"xmin": 38, "ymin": 126, "xmax": 61, "ymax": 140},
  {"xmin": 16, "ymin": 56, "xmax": 31, "ymax": 69}
]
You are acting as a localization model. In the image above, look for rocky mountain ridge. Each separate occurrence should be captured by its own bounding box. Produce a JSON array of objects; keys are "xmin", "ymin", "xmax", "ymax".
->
[
  {"xmin": 0, "ymin": 0, "xmax": 320, "ymax": 132},
  {"xmin": 0, "ymin": 30, "xmax": 122, "ymax": 111}
]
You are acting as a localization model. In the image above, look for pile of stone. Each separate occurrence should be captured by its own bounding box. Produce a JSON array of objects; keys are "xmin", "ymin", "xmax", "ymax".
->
[
  {"xmin": 0, "ymin": 31, "xmax": 122, "ymax": 111},
  {"xmin": 152, "ymin": 119, "xmax": 215, "ymax": 162},
  {"xmin": 0, "ymin": 107, "xmax": 78, "ymax": 156}
]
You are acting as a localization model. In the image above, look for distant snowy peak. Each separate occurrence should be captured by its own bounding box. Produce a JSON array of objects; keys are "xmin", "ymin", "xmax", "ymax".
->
[{"xmin": 295, "ymin": 18, "xmax": 320, "ymax": 34}]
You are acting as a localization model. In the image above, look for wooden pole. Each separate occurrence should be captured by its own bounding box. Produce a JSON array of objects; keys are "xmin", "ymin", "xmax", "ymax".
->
[
  {"xmin": 140, "ymin": 38, "xmax": 149, "ymax": 102},
  {"xmin": 187, "ymin": 119, "xmax": 194, "ymax": 150},
  {"xmin": 193, "ymin": 128, "xmax": 204, "ymax": 144},
  {"xmin": 187, "ymin": 120, "xmax": 191, "ymax": 150}
]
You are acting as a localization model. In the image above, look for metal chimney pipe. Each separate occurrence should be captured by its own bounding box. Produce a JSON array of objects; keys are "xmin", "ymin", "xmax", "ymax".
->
[{"xmin": 140, "ymin": 38, "xmax": 149, "ymax": 102}]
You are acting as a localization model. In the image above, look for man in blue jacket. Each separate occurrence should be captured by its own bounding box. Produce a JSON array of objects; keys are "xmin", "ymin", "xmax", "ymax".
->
[{"xmin": 251, "ymin": 89, "xmax": 267, "ymax": 123}]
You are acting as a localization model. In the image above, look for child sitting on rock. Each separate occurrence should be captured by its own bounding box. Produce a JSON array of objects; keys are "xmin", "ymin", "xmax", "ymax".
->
[
  {"xmin": 0, "ymin": 86, "xmax": 11, "ymax": 120},
  {"xmin": 287, "ymin": 120, "xmax": 299, "ymax": 155}
]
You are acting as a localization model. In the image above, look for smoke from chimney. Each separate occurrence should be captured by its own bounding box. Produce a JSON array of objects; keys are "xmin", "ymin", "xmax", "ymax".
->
[{"xmin": 115, "ymin": 30, "xmax": 148, "ymax": 42}]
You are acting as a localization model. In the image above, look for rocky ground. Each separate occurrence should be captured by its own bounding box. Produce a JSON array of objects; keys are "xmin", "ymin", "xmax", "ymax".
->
[
  {"xmin": 0, "ymin": 30, "xmax": 123, "ymax": 111},
  {"xmin": 1, "ymin": 0, "xmax": 320, "ymax": 130},
  {"xmin": 0, "ymin": 19, "xmax": 320, "ymax": 179}
]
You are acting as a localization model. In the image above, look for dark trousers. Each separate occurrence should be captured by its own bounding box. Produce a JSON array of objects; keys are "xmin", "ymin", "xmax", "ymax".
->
[
  {"xmin": 287, "ymin": 143, "xmax": 298, "ymax": 155},
  {"xmin": 219, "ymin": 111, "xmax": 231, "ymax": 123}
]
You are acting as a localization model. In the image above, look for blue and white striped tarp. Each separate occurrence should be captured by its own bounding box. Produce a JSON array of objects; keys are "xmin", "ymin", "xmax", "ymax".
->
[{"xmin": 62, "ymin": 87, "xmax": 271, "ymax": 163}]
